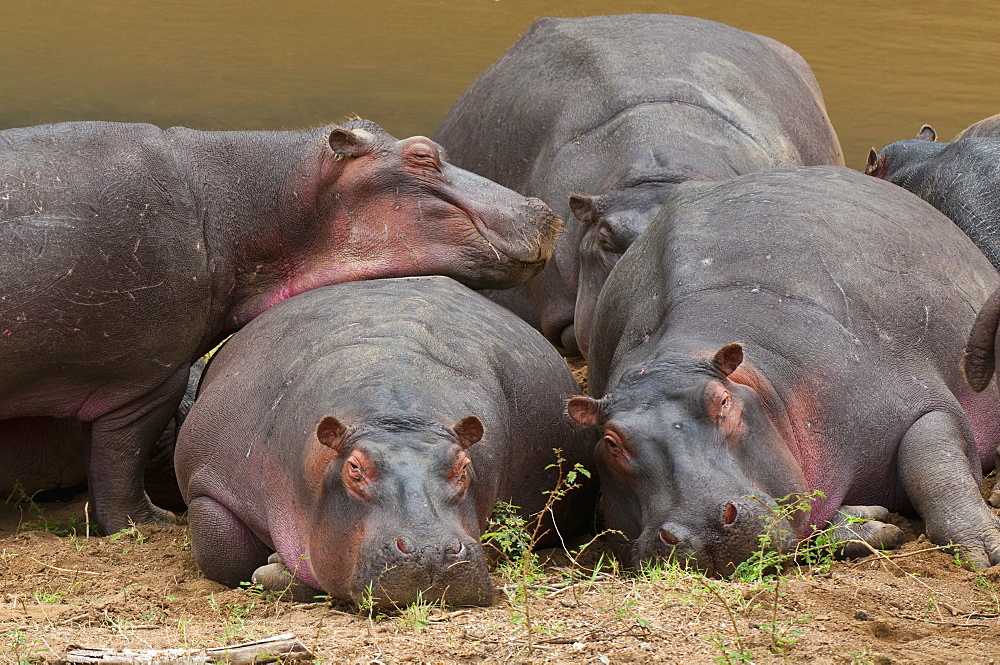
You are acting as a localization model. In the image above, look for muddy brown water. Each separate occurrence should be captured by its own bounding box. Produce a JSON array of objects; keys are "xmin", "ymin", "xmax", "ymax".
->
[{"xmin": 2, "ymin": 2, "xmax": 998, "ymax": 171}]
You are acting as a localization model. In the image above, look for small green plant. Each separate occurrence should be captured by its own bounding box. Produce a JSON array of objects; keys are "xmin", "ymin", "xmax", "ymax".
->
[
  {"xmin": 398, "ymin": 591, "xmax": 432, "ymax": 633},
  {"xmin": 481, "ymin": 450, "xmax": 591, "ymax": 651},
  {"xmin": 32, "ymin": 588, "xmax": 65, "ymax": 604},
  {"xmin": 482, "ymin": 501, "xmax": 531, "ymax": 563},
  {"xmin": 3, "ymin": 628, "xmax": 51, "ymax": 664},
  {"xmin": 108, "ymin": 524, "xmax": 147, "ymax": 545},
  {"xmin": 208, "ymin": 591, "xmax": 259, "ymax": 641}
]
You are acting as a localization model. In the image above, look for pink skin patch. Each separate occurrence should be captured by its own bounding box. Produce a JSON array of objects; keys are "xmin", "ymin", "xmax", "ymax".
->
[
  {"xmin": 727, "ymin": 362, "xmax": 840, "ymax": 534},
  {"xmin": 955, "ymin": 381, "xmax": 1000, "ymax": 472}
]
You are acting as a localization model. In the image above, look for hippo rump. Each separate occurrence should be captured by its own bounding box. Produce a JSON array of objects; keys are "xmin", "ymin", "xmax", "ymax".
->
[
  {"xmin": 176, "ymin": 276, "xmax": 595, "ymax": 607},
  {"xmin": 866, "ymin": 135, "xmax": 1000, "ymax": 270},
  {"xmin": 434, "ymin": 14, "xmax": 844, "ymax": 356},
  {"xmin": 0, "ymin": 118, "xmax": 561, "ymax": 533},
  {"xmin": 567, "ymin": 166, "xmax": 1000, "ymax": 573}
]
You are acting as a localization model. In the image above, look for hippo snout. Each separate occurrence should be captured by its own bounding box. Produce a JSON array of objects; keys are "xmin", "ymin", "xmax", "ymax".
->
[
  {"xmin": 352, "ymin": 533, "xmax": 494, "ymax": 608},
  {"xmin": 637, "ymin": 498, "xmax": 796, "ymax": 576}
]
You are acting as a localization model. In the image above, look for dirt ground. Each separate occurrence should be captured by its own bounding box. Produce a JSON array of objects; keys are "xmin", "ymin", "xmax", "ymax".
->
[
  {"xmin": 3, "ymin": 361, "xmax": 1000, "ymax": 664},
  {"xmin": 4, "ymin": 491, "xmax": 1000, "ymax": 664}
]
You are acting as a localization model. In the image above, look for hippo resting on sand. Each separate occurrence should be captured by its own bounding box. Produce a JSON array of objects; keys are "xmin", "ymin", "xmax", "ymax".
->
[
  {"xmin": 435, "ymin": 14, "xmax": 844, "ymax": 356},
  {"xmin": 0, "ymin": 118, "xmax": 561, "ymax": 533},
  {"xmin": 568, "ymin": 166, "xmax": 1000, "ymax": 573},
  {"xmin": 176, "ymin": 277, "xmax": 596, "ymax": 607}
]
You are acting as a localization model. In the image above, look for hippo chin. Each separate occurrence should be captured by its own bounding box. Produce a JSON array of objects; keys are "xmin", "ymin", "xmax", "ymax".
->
[
  {"xmin": 435, "ymin": 14, "xmax": 843, "ymax": 356},
  {"xmin": 570, "ymin": 166, "xmax": 1000, "ymax": 572},
  {"xmin": 0, "ymin": 118, "xmax": 560, "ymax": 534},
  {"xmin": 177, "ymin": 277, "xmax": 596, "ymax": 607}
]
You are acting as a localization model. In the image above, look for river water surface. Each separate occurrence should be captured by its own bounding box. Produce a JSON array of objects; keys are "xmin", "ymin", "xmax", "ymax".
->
[{"xmin": 2, "ymin": 2, "xmax": 997, "ymax": 170}]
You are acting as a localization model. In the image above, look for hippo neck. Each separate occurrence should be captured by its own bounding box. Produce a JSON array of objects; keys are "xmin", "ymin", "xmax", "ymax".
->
[{"xmin": 167, "ymin": 125, "xmax": 341, "ymax": 337}]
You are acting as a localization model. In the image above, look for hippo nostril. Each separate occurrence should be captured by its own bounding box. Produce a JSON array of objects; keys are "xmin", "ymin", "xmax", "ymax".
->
[
  {"xmin": 659, "ymin": 527, "xmax": 680, "ymax": 546},
  {"xmin": 723, "ymin": 502, "xmax": 738, "ymax": 526},
  {"xmin": 395, "ymin": 538, "xmax": 415, "ymax": 555}
]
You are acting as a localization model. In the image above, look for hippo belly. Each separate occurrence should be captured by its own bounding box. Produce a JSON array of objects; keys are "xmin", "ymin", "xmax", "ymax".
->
[
  {"xmin": 570, "ymin": 166, "xmax": 1000, "ymax": 572},
  {"xmin": 434, "ymin": 13, "xmax": 844, "ymax": 355},
  {"xmin": 176, "ymin": 276, "xmax": 595, "ymax": 606}
]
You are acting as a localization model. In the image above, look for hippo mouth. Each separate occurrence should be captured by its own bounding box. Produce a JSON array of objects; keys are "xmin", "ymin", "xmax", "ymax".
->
[
  {"xmin": 348, "ymin": 537, "xmax": 495, "ymax": 608},
  {"xmin": 443, "ymin": 192, "xmax": 561, "ymax": 267}
]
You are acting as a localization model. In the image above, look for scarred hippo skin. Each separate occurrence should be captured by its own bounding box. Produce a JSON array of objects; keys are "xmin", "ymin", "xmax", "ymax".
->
[
  {"xmin": 175, "ymin": 276, "xmax": 596, "ymax": 607},
  {"xmin": 434, "ymin": 14, "xmax": 844, "ymax": 356},
  {"xmin": 568, "ymin": 166, "xmax": 1000, "ymax": 573},
  {"xmin": 866, "ymin": 135, "xmax": 1000, "ymax": 270},
  {"xmin": 0, "ymin": 119, "xmax": 562, "ymax": 534}
]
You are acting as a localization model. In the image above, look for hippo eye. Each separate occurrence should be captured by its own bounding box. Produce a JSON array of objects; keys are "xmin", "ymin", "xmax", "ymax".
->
[
  {"xmin": 602, "ymin": 431, "xmax": 628, "ymax": 458},
  {"xmin": 347, "ymin": 460, "xmax": 364, "ymax": 481},
  {"xmin": 409, "ymin": 145, "xmax": 442, "ymax": 173},
  {"xmin": 597, "ymin": 226, "xmax": 616, "ymax": 253}
]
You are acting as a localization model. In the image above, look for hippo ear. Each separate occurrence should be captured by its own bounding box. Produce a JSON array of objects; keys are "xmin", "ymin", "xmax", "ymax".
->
[
  {"xmin": 916, "ymin": 125, "xmax": 937, "ymax": 141},
  {"xmin": 566, "ymin": 396, "xmax": 602, "ymax": 427},
  {"xmin": 453, "ymin": 415, "xmax": 484, "ymax": 450},
  {"xmin": 712, "ymin": 343, "xmax": 744, "ymax": 377},
  {"xmin": 568, "ymin": 194, "xmax": 598, "ymax": 225},
  {"xmin": 864, "ymin": 149, "xmax": 886, "ymax": 178},
  {"xmin": 328, "ymin": 127, "xmax": 372, "ymax": 159},
  {"xmin": 316, "ymin": 415, "xmax": 348, "ymax": 453}
]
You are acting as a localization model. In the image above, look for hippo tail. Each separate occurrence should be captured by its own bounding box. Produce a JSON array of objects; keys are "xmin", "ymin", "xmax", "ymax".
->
[{"xmin": 962, "ymin": 286, "xmax": 1000, "ymax": 392}]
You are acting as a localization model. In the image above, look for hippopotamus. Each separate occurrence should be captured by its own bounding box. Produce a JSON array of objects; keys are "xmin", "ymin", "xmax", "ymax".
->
[
  {"xmin": 175, "ymin": 276, "xmax": 595, "ymax": 607},
  {"xmin": 567, "ymin": 166, "xmax": 1000, "ymax": 573},
  {"xmin": 956, "ymin": 113, "xmax": 1000, "ymax": 141},
  {"xmin": 0, "ymin": 118, "xmax": 561, "ymax": 533},
  {"xmin": 434, "ymin": 14, "xmax": 844, "ymax": 356},
  {"xmin": 866, "ymin": 134, "xmax": 1000, "ymax": 270},
  {"xmin": 0, "ymin": 361, "xmax": 203, "ymax": 509}
]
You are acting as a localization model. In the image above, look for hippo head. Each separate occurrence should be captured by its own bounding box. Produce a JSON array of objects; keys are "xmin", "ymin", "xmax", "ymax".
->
[
  {"xmin": 570, "ymin": 183, "xmax": 677, "ymax": 358},
  {"xmin": 864, "ymin": 137, "xmax": 948, "ymax": 183},
  {"xmin": 313, "ymin": 119, "xmax": 562, "ymax": 290},
  {"xmin": 300, "ymin": 413, "xmax": 494, "ymax": 608},
  {"xmin": 566, "ymin": 344, "xmax": 807, "ymax": 575}
]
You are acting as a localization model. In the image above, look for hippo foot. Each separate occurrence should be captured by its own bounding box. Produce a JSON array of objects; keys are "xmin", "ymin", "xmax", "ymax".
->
[
  {"xmin": 988, "ymin": 485, "xmax": 1000, "ymax": 509},
  {"xmin": 251, "ymin": 553, "xmax": 323, "ymax": 602},
  {"xmin": 147, "ymin": 493, "xmax": 180, "ymax": 526},
  {"xmin": 824, "ymin": 505, "xmax": 904, "ymax": 558},
  {"xmin": 899, "ymin": 410, "xmax": 1000, "ymax": 570}
]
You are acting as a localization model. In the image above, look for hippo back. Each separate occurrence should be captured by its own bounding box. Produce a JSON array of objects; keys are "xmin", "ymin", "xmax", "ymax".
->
[
  {"xmin": 435, "ymin": 14, "xmax": 844, "ymax": 354},
  {"xmin": 873, "ymin": 137, "xmax": 1000, "ymax": 271},
  {"xmin": 178, "ymin": 276, "xmax": 594, "ymax": 543},
  {"xmin": 590, "ymin": 166, "xmax": 999, "ymax": 433}
]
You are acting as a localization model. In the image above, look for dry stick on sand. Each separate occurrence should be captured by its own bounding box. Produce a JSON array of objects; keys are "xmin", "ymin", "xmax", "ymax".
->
[{"xmin": 61, "ymin": 632, "xmax": 313, "ymax": 664}]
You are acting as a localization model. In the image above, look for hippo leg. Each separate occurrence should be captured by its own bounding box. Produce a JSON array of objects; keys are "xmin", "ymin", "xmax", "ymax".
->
[
  {"xmin": 252, "ymin": 553, "xmax": 323, "ymax": 601},
  {"xmin": 187, "ymin": 496, "xmax": 271, "ymax": 588},
  {"xmin": 85, "ymin": 366, "xmax": 190, "ymax": 533},
  {"xmin": 824, "ymin": 505, "xmax": 905, "ymax": 558},
  {"xmin": 898, "ymin": 410, "xmax": 1000, "ymax": 568}
]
